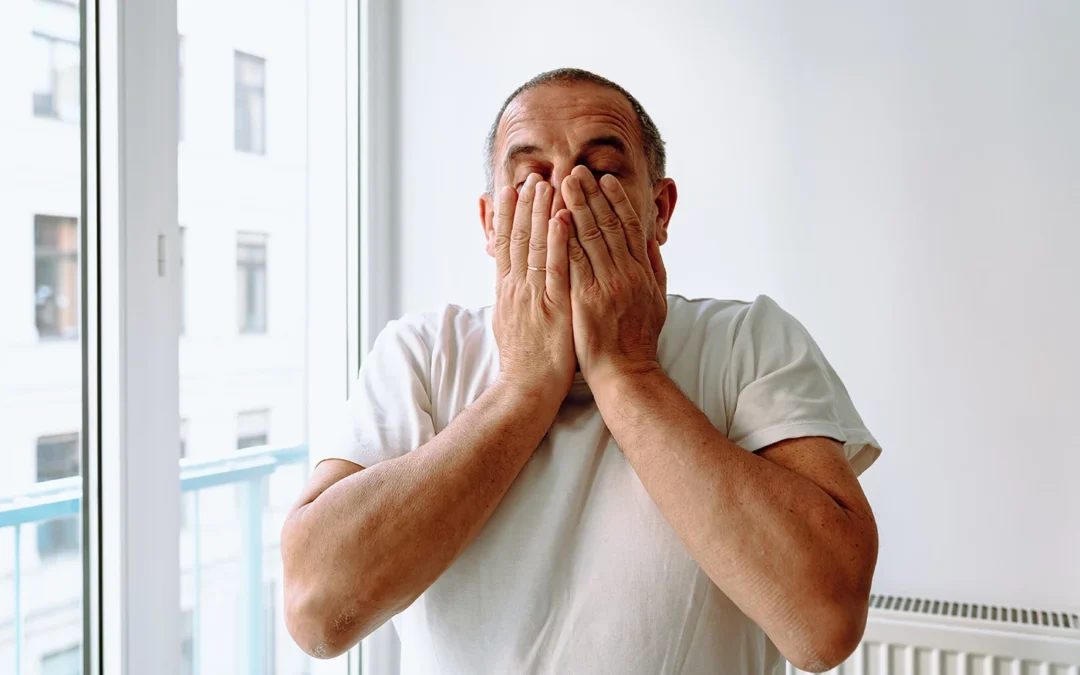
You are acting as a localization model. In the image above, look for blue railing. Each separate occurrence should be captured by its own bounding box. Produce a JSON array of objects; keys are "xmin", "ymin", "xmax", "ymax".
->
[{"xmin": 0, "ymin": 444, "xmax": 309, "ymax": 675}]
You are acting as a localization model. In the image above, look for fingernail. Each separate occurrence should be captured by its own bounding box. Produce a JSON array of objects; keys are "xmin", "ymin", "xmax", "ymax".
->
[
  {"xmin": 535, "ymin": 181, "xmax": 547, "ymax": 198},
  {"xmin": 600, "ymin": 174, "xmax": 617, "ymax": 191}
]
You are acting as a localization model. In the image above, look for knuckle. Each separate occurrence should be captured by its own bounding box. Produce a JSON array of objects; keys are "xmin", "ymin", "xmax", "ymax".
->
[
  {"xmin": 511, "ymin": 226, "xmax": 530, "ymax": 243},
  {"xmin": 579, "ymin": 225, "xmax": 606, "ymax": 243},
  {"xmin": 528, "ymin": 238, "xmax": 547, "ymax": 254},
  {"xmin": 494, "ymin": 233, "xmax": 513, "ymax": 249},
  {"xmin": 568, "ymin": 243, "xmax": 589, "ymax": 263},
  {"xmin": 597, "ymin": 213, "xmax": 621, "ymax": 231}
]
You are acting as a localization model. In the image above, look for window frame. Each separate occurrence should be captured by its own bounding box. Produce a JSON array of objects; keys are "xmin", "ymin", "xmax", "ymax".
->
[{"xmin": 75, "ymin": 0, "xmax": 382, "ymax": 673}]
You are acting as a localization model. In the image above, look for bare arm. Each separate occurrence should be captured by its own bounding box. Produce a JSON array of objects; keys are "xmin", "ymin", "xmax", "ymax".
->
[
  {"xmin": 282, "ymin": 380, "xmax": 563, "ymax": 659},
  {"xmin": 556, "ymin": 167, "xmax": 876, "ymax": 672},
  {"xmin": 284, "ymin": 174, "xmax": 575, "ymax": 658},
  {"xmin": 591, "ymin": 368, "xmax": 877, "ymax": 673}
]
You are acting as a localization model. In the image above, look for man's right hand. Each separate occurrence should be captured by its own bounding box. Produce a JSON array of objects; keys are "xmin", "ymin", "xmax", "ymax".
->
[{"xmin": 492, "ymin": 173, "xmax": 575, "ymax": 399}]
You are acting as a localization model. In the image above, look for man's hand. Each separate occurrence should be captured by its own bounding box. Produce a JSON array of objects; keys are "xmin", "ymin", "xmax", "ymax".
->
[
  {"xmin": 556, "ymin": 165, "xmax": 668, "ymax": 386},
  {"xmin": 493, "ymin": 172, "xmax": 576, "ymax": 398}
]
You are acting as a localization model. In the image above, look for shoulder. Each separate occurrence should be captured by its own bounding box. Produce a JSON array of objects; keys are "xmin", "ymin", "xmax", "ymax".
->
[
  {"xmin": 664, "ymin": 293, "xmax": 803, "ymax": 338},
  {"xmin": 381, "ymin": 304, "xmax": 494, "ymax": 360}
]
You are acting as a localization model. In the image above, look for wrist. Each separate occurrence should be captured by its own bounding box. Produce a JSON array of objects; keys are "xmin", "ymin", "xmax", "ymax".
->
[
  {"xmin": 490, "ymin": 374, "xmax": 568, "ymax": 414},
  {"xmin": 586, "ymin": 358, "xmax": 666, "ymax": 400}
]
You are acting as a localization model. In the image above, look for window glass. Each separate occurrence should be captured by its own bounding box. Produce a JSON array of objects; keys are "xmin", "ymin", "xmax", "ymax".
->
[
  {"xmin": 2, "ymin": 1, "xmax": 86, "ymax": 672},
  {"xmin": 35, "ymin": 215, "xmax": 80, "ymax": 339},
  {"xmin": 237, "ymin": 232, "xmax": 268, "ymax": 334},
  {"xmin": 178, "ymin": 2, "xmax": 312, "ymax": 672},
  {"xmin": 234, "ymin": 51, "xmax": 266, "ymax": 154}
]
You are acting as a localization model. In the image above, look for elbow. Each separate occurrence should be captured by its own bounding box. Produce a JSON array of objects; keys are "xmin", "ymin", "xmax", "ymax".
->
[
  {"xmin": 785, "ymin": 605, "xmax": 868, "ymax": 673},
  {"xmin": 280, "ymin": 514, "xmax": 367, "ymax": 659},
  {"xmin": 283, "ymin": 582, "xmax": 364, "ymax": 660},
  {"xmin": 783, "ymin": 580, "xmax": 871, "ymax": 673},
  {"xmin": 281, "ymin": 513, "xmax": 399, "ymax": 659}
]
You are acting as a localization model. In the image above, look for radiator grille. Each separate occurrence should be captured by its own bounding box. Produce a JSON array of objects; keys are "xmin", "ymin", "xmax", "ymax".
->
[{"xmin": 870, "ymin": 594, "xmax": 1080, "ymax": 631}]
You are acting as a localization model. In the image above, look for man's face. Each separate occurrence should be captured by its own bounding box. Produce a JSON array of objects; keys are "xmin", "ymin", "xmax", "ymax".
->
[{"xmin": 480, "ymin": 82, "xmax": 675, "ymax": 257}]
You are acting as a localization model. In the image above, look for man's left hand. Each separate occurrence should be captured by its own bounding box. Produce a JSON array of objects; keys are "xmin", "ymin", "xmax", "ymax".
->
[{"xmin": 556, "ymin": 165, "xmax": 668, "ymax": 387}]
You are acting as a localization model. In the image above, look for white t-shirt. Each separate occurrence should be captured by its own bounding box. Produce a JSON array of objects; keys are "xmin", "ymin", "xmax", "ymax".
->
[{"xmin": 314, "ymin": 294, "xmax": 881, "ymax": 675}]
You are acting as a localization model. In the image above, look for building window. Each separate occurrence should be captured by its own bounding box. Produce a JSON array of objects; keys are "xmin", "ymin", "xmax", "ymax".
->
[
  {"xmin": 181, "ymin": 609, "xmax": 194, "ymax": 675},
  {"xmin": 237, "ymin": 232, "xmax": 267, "ymax": 333},
  {"xmin": 41, "ymin": 644, "xmax": 80, "ymax": 675},
  {"xmin": 36, "ymin": 433, "xmax": 80, "ymax": 558},
  {"xmin": 32, "ymin": 32, "xmax": 80, "ymax": 123},
  {"xmin": 237, "ymin": 410, "xmax": 270, "ymax": 450},
  {"xmin": 234, "ymin": 51, "xmax": 266, "ymax": 154},
  {"xmin": 35, "ymin": 215, "xmax": 80, "ymax": 339}
]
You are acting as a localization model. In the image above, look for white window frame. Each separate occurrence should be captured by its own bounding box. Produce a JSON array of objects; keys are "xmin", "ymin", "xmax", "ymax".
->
[
  {"xmin": 80, "ymin": 0, "xmax": 386, "ymax": 674},
  {"xmin": 93, "ymin": 0, "xmax": 181, "ymax": 673}
]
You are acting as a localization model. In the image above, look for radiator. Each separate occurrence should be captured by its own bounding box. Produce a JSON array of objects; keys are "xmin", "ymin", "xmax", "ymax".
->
[{"xmin": 787, "ymin": 594, "xmax": 1080, "ymax": 675}]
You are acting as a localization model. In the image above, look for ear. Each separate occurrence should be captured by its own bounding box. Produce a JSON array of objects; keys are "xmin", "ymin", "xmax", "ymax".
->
[
  {"xmin": 479, "ymin": 193, "xmax": 496, "ymax": 257},
  {"xmin": 650, "ymin": 178, "xmax": 677, "ymax": 246}
]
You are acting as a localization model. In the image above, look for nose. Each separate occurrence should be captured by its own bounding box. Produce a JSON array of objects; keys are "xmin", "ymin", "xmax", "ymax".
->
[{"xmin": 548, "ymin": 164, "xmax": 573, "ymax": 217}]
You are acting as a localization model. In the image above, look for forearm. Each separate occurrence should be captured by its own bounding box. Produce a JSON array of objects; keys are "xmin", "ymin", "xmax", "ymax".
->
[
  {"xmin": 592, "ymin": 367, "xmax": 875, "ymax": 669},
  {"xmin": 283, "ymin": 379, "xmax": 562, "ymax": 657}
]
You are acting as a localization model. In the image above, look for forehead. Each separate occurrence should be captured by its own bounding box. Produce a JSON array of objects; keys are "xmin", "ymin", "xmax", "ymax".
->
[{"xmin": 495, "ymin": 82, "xmax": 642, "ymax": 159}]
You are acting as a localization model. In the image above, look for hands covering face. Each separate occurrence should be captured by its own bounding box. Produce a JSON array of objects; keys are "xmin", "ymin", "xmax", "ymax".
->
[{"xmin": 492, "ymin": 167, "xmax": 667, "ymax": 396}]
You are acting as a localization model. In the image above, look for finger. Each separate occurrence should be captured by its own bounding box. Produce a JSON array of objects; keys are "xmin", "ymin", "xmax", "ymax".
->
[
  {"xmin": 510, "ymin": 173, "xmax": 541, "ymax": 278},
  {"xmin": 527, "ymin": 181, "xmax": 554, "ymax": 284},
  {"xmin": 570, "ymin": 165, "xmax": 630, "ymax": 264},
  {"xmin": 561, "ymin": 174, "xmax": 613, "ymax": 276},
  {"xmin": 599, "ymin": 174, "xmax": 648, "ymax": 265},
  {"xmin": 648, "ymin": 240, "xmax": 668, "ymax": 298},
  {"xmin": 494, "ymin": 186, "xmax": 516, "ymax": 279},
  {"xmin": 559, "ymin": 208, "xmax": 594, "ymax": 289},
  {"xmin": 545, "ymin": 216, "xmax": 570, "ymax": 303}
]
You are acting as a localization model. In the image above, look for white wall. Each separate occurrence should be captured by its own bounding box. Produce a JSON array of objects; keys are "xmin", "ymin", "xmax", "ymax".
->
[{"xmin": 392, "ymin": 0, "xmax": 1080, "ymax": 610}]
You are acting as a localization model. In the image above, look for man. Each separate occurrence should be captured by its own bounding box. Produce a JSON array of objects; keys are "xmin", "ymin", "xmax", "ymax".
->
[{"xmin": 282, "ymin": 68, "xmax": 881, "ymax": 675}]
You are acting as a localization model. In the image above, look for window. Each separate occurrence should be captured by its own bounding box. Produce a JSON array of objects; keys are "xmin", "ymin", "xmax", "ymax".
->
[
  {"xmin": 40, "ymin": 644, "xmax": 81, "ymax": 675},
  {"xmin": 234, "ymin": 51, "xmax": 266, "ymax": 154},
  {"xmin": 237, "ymin": 410, "xmax": 270, "ymax": 450},
  {"xmin": 32, "ymin": 32, "xmax": 80, "ymax": 123},
  {"xmin": 181, "ymin": 610, "xmax": 194, "ymax": 675},
  {"xmin": 35, "ymin": 215, "xmax": 80, "ymax": 339},
  {"xmin": 237, "ymin": 232, "xmax": 267, "ymax": 333},
  {"xmin": 180, "ymin": 418, "xmax": 189, "ymax": 459},
  {"xmin": 36, "ymin": 433, "xmax": 80, "ymax": 558}
]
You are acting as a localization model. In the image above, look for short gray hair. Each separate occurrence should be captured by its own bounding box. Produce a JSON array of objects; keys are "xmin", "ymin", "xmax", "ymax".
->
[{"xmin": 484, "ymin": 68, "xmax": 666, "ymax": 194}]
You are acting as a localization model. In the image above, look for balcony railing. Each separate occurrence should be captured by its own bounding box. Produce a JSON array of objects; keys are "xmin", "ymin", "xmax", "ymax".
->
[{"xmin": 0, "ymin": 444, "xmax": 309, "ymax": 675}]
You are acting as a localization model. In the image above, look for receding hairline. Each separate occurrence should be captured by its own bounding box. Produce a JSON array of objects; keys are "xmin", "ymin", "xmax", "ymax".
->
[{"xmin": 484, "ymin": 68, "xmax": 666, "ymax": 194}]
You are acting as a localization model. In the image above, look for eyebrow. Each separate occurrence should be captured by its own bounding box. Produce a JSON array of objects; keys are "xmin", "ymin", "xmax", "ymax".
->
[
  {"xmin": 577, "ymin": 135, "xmax": 628, "ymax": 159},
  {"xmin": 503, "ymin": 143, "xmax": 542, "ymax": 175},
  {"xmin": 501, "ymin": 135, "xmax": 630, "ymax": 176}
]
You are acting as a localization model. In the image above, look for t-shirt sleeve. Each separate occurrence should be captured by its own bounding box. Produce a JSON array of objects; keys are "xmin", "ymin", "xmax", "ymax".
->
[
  {"xmin": 310, "ymin": 316, "xmax": 437, "ymax": 471},
  {"xmin": 723, "ymin": 295, "xmax": 882, "ymax": 476}
]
